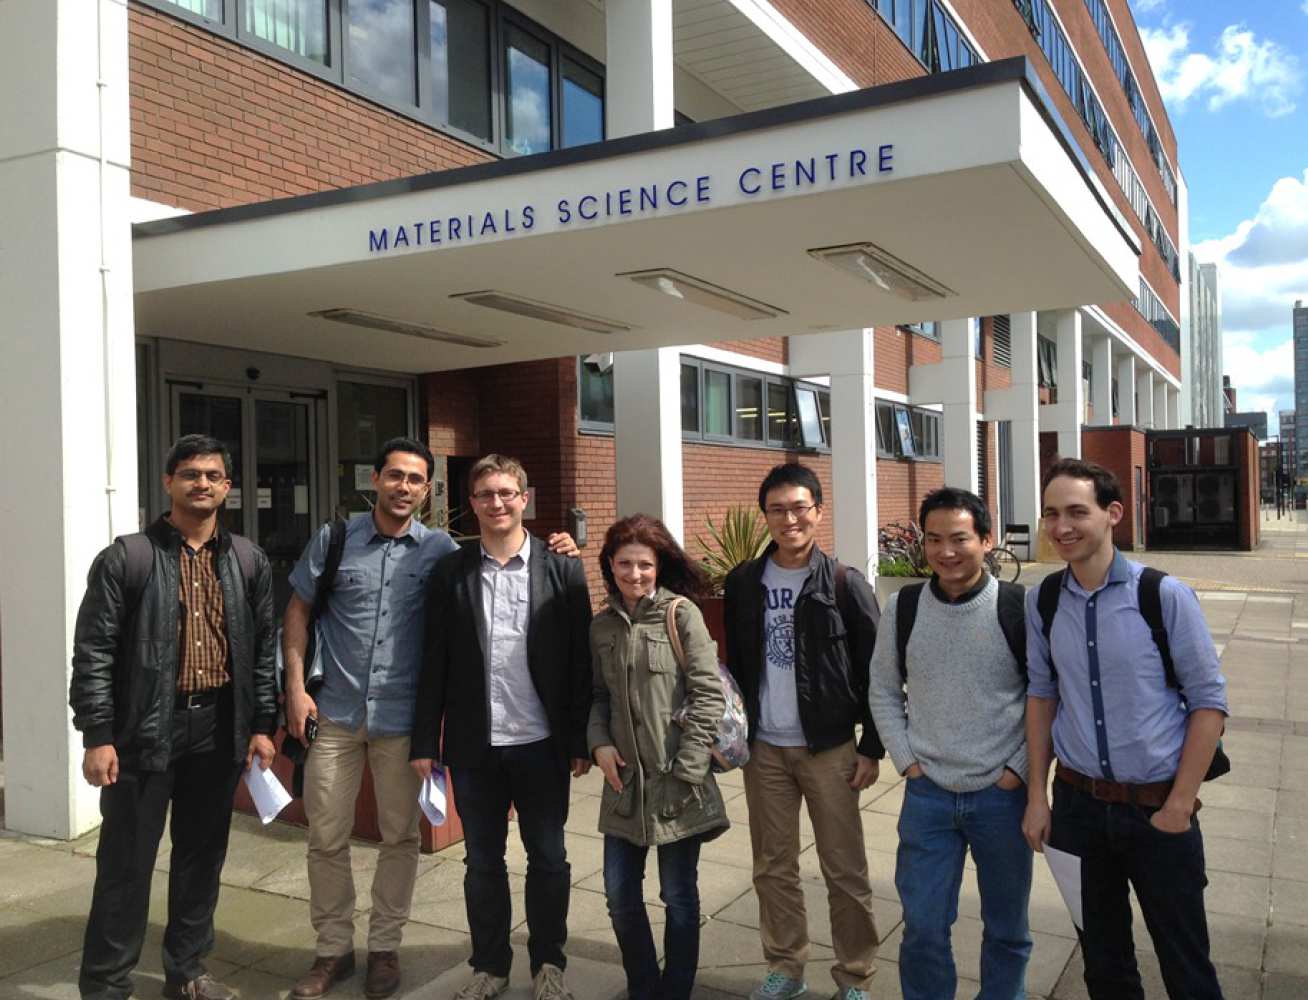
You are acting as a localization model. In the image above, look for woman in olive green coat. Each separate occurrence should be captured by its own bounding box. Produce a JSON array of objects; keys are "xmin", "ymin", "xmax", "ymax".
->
[{"xmin": 588, "ymin": 514, "xmax": 729, "ymax": 1000}]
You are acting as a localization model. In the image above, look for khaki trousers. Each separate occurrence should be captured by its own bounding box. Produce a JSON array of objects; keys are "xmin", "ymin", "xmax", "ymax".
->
[
  {"xmin": 304, "ymin": 719, "xmax": 422, "ymax": 955},
  {"xmin": 742, "ymin": 738, "xmax": 879, "ymax": 991}
]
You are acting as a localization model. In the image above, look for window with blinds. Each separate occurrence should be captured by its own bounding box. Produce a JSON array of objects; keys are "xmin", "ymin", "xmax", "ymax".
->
[{"xmin": 991, "ymin": 314, "xmax": 1012, "ymax": 368}]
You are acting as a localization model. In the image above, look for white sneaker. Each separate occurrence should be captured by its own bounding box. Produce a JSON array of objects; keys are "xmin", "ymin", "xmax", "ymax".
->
[
  {"xmin": 532, "ymin": 963, "xmax": 574, "ymax": 1000},
  {"xmin": 452, "ymin": 971, "xmax": 509, "ymax": 1000}
]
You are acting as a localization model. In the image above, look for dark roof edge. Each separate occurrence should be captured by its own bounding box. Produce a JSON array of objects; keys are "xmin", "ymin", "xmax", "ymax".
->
[{"xmin": 133, "ymin": 56, "xmax": 1138, "ymax": 255}]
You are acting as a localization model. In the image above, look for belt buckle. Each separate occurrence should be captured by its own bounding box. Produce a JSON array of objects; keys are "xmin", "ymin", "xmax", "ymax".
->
[
  {"xmin": 1089, "ymin": 778, "xmax": 1115, "ymax": 802},
  {"xmin": 181, "ymin": 692, "xmax": 202, "ymax": 710}
]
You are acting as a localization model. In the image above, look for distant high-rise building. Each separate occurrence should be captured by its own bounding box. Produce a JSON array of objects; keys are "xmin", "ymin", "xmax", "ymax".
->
[
  {"xmin": 1223, "ymin": 375, "xmax": 1237, "ymax": 413},
  {"xmin": 1280, "ymin": 410, "xmax": 1297, "ymax": 481},
  {"xmin": 1187, "ymin": 255, "xmax": 1222, "ymax": 427},
  {"xmin": 1296, "ymin": 301, "xmax": 1308, "ymax": 483}
]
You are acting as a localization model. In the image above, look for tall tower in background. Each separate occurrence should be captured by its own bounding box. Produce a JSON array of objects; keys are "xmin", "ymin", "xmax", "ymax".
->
[
  {"xmin": 1187, "ymin": 255, "xmax": 1222, "ymax": 427},
  {"xmin": 1295, "ymin": 301, "xmax": 1308, "ymax": 495}
]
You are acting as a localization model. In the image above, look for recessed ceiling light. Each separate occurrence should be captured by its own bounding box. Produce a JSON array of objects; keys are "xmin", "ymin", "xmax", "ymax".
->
[
  {"xmin": 308, "ymin": 308, "xmax": 504, "ymax": 348},
  {"xmin": 451, "ymin": 291, "xmax": 631, "ymax": 334},
  {"xmin": 807, "ymin": 242, "xmax": 953, "ymax": 301},
  {"xmin": 617, "ymin": 268, "xmax": 787, "ymax": 320}
]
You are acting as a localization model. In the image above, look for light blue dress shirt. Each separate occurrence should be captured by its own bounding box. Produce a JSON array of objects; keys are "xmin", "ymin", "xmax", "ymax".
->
[
  {"xmin": 289, "ymin": 512, "xmax": 457, "ymax": 737},
  {"xmin": 1025, "ymin": 551, "xmax": 1228, "ymax": 784},
  {"xmin": 480, "ymin": 533, "xmax": 550, "ymax": 747}
]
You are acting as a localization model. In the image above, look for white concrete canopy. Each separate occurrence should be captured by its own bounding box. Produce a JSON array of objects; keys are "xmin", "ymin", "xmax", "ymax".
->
[{"xmin": 132, "ymin": 60, "xmax": 1140, "ymax": 374}]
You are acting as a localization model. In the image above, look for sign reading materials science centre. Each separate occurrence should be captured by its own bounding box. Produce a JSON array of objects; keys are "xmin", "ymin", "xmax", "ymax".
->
[{"xmin": 365, "ymin": 143, "xmax": 895, "ymax": 255}]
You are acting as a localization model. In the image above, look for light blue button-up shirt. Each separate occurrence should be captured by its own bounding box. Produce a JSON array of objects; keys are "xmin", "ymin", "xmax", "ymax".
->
[
  {"xmin": 480, "ymin": 534, "xmax": 550, "ymax": 747},
  {"xmin": 1026, "ymin": 551, "xmax": 1228, "ymax": 784},
  {"xmin": 289, "ymin": 513, "xmax": 457, "ymax": 737}
]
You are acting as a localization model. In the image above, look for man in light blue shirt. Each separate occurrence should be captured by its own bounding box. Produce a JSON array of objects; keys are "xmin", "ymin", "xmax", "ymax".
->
[{"xmin": 1022, "ymin": 458, "xmax": 1227, "ymax": 1000}]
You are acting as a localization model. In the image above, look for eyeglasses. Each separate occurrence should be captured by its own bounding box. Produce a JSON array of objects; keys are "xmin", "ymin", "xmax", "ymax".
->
[
  {"xmin": 764, "ymin": 504, "xmax": 818, "ymax": 521},
  {"xmin": 174, "ymin": 469, "xmax": 229, "ymax": 484},
  {"xmin": 472, "ymin": 488, "xmax": 524, "ymax": 504},
  {"xmin": 380, "ymin": 469, "xmax": 430, "ymax": 488}
]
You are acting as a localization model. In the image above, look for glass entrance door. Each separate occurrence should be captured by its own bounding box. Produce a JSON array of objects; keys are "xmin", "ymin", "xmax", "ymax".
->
[{"xmin": 171, "ymin": 385, "xmax": 319, "ymax": 613}]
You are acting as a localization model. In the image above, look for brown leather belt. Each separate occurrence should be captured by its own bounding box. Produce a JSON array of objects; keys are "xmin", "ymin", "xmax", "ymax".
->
[{"xmin": 1055, "ymin": 762, "xmax": 1198, "ymax": 812}]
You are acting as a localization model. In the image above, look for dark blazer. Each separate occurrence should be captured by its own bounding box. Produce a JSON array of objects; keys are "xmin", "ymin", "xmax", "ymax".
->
[
  {"xmin": 69, "ymin": 516, "xmax": 278, "ymax": 771},
  {"xmin": 411, "ymin": 534, "xmax": 594, "ymax": 768}
]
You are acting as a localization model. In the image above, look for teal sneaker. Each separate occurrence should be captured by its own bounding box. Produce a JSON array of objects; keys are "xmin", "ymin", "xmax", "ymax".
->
[
  {"xmin": 749, "ymin": 971, "xmax": 807, "ymax": 1000},
  {"xmin": 833, "ymin": 990, "xmax": 869, "ymax": 1000}
]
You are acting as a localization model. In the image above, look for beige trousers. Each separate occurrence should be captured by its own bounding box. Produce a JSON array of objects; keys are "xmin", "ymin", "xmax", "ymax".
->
[
  {"xmin": 303, "ymin": 719, "xmax": 421, "ymax": 955},
  {"xmin": 742, "ymin": 738, "xmax": 879, "ymax": 991}
]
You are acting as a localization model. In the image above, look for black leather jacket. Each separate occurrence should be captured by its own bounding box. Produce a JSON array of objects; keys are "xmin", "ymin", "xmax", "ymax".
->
[
  {"xmin": 723, "ymin": 543, "xmax": 885, "ymax": 759},
  {"xmin": 69, "ymin": 517, "xmax": 278, "ymax": 770}
]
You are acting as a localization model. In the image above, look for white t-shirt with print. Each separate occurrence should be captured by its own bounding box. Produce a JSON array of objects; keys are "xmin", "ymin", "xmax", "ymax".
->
[{"xmin": 757, "ymin": 559, "xmax": 811, "ymax": 748}]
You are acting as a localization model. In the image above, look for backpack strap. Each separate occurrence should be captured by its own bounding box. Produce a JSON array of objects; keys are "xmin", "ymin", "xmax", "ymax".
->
[
  {"xmin": 996, "ymin": 580, "xmax": 1028, "ymax": 681},
  {"xmin": 227, "ymin": 533, "xmax": 259, "ymax": 607},
  {"xmin": 1137, "ymin": 567, "xmax": 1179, "ymax": 690},
  {"xmin": 894, "ymin": 583, "xmax": 926, "ymax": 685},
  {"xmin": 310, "ymin": 518, "xmax": 348, "ymax": 621},
  {"xmin": 1036, "ymin": 569, "xmax": 1065, "ymax": 683},
  {"xmin": 664, "ymin": 596, "xmax": 688, "ymax": 670},
  {"xmin": 117, "ymin": 533, "xmax": 155, "ymax": 620}
]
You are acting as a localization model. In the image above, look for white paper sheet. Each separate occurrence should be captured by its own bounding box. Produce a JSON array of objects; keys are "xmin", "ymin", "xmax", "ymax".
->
[
  {"xmin": 243, "ymin": 764, "xmax": 292, "ymax": 825},
  {"xmin": 418, "ymin": 771, "xmax": 448, "ymax": 827},
  {"xmin": 1043, "ymin": 845, "xmax": 1083, "ymax": 930}
]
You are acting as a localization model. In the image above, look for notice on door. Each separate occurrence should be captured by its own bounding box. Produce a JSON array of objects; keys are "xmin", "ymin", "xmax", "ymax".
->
[
  {"xmin": 257, "ymin": 487, "xmax": 272, "ymax": 510},
  {"xmin": 355, "ymin": 464, "xmax": 374, "ymax": 492},
  {"xmin": 294, "ymin": 484, "xmax": 309, "ymax": 515},
  {"xmin": 227, "ymin": 487, "xmax": 243, "ymax": 510}
]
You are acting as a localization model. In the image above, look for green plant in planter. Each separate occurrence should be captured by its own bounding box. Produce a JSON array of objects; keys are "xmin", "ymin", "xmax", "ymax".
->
[
  {"xmin": 877, "ymin": 556, "xmax": 925, "ymax": 578},
  {"xmin": 698, "ymin": 505, "xmax": 770, "ymax": 594}
]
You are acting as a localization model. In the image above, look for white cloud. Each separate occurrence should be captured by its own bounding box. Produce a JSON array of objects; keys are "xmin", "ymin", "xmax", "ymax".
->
[
  {"xmin": 1132, "ymin": 0, "xmax": 1166, "ymax": 13},
  {"xmin": 1194, "ymin": 171, "xmax": 1308, "ymax": 420},
  {"xmin": 1140, "ymin": 23, "xmax": 1301, "ymax": 117}
]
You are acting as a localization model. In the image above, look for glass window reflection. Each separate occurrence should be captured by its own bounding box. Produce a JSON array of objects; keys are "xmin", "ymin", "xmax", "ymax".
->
[
  {"xmin": 430, "ymin": 0, "xmax": 492, "ymax": 141},
  {"xmin": 562, "ymin": 58, "xmax": 603, "ymax": 148},
  {"xmin": 348, "ymin": 0, "xmax": 416, "ymax": 106},
  {"xmin": 505, "ymin": 25, "xmax": 552, "ymax": 156}
]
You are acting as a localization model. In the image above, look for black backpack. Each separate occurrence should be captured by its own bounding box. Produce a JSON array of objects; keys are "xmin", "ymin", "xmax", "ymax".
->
[
  {"xmin": 1036, "ymin": 567, "xmax": 1230, "ymax": 781},
  {"xmin": 118, "ymin": 531, "xmax": 258, "ymax": 617},
  {"xmin": 894, "ymin": 579, "xmax": 1027, "ymax": 684}
]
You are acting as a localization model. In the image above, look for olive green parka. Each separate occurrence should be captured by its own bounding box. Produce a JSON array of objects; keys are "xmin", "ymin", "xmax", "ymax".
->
[{"xmin": 587, "ymin": 588, "xmax": 729, "ymax": 846}]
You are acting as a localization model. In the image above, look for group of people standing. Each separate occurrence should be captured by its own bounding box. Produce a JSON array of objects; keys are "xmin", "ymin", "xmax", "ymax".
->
[{"xmin": 69, "ymin": 431, "xmax": 1229, "ymax": 1000}]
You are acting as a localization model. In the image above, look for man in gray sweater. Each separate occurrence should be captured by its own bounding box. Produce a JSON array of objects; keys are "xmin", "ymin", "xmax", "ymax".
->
[{"xmin": 868, "ymin": 487, "xmax": 1032, "ymax": 1000}]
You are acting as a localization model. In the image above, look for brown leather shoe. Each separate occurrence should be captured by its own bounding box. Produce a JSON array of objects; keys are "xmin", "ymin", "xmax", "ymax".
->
[
  {"xmin": 364, "ymin": 951, "xmax": 400, "ymax": 999},
  {"xmin": 290, "ymin": 953, "xmax": 356, "ymax": 1000}
]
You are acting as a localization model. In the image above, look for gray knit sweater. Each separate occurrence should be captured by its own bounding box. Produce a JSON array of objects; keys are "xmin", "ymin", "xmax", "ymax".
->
[{"xmin": 867, "ymin": 576, "xmax": 1028, "ymax": 792}]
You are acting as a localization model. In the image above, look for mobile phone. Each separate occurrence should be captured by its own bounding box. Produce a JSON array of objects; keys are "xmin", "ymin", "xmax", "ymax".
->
[{"xmin": 305, "ymin": 715, "xmax": 319, "ymax": 744}]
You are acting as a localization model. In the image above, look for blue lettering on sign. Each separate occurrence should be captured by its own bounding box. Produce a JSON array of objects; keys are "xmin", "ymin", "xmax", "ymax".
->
[{"xmin": 365, "ymin": 143, "xmax": 898, "ymax": 252}]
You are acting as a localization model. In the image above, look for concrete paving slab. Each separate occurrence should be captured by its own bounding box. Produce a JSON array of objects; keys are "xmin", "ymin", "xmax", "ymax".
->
[
  {"xmin": 1262, "ymin": 972, "xmax": 1308, "ymax": 999},
  {"xmin": 1196, "ymin": 806, "xmax": 1275, "ymax": 843},
  {"xmin": 1204, "ymin": 833, "xmax": 1274, "ymax": 877},
  {"xmin": 407, "ymin": 944, "xmax": 627, "ymax": 1000},
  {"xmin": 1264, "ymin": 923, "xmax": 1308, "ymax": 976}
]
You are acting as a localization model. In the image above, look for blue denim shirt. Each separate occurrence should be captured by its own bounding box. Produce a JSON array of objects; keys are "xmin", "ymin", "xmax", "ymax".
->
[
  {"xmin": 1026, "ymin": 551, "xmax": 1228, "ymax": 784},
  {"xmin": 289, "ymin": 513, "xmax": 457, "ymax": 737}
]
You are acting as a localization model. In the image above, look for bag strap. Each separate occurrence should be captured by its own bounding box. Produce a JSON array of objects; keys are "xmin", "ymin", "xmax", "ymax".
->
[
  {"xmin": 118, "ymin": 533, "xmax": 155, "ymax": 621},
  {"xmin": 834, "ymin": 562, "xmax": 853, "ymax": 630},
  {"xmin": 1137, "ymin": 567, "xmax": 1179, "ymax": 690},
  {"xmin": 228, "ymin": 533, "xmax": 259, "ymax": 607},
  {"xmin": 996, "ymin": 580, "xmax": 1028, "ymax": 681},
  {"xmin": 1036, "ymin": 568, "xmax": 1065, "ymax": 683},
  {"xmin": 665, "ymin": 596, "xmax": 688, "ymax": 671},
  {"xmin": 894, "ymin": 582, "xmax": 926, "ymax": 685},
  {"xmin": 310, "ymin": 518, "xmax": 348, "ymax": 622}
]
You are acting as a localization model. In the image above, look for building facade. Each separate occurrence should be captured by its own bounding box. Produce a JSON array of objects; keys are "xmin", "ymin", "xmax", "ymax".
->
[
  {"xmin": 1296, "ymin": 302, "xmax": 1308, "ymax": 486},
  {"xmin": 1280, "ymin": 409, "xmax": 1297, "ymax": 485},
  {"xmin": 2, "ymin": 0, "xmax": 1184, "ymax": 837},
  {"xmin": 1186, "ymin": 253, "xmax": 1222, "ymax": 428}
]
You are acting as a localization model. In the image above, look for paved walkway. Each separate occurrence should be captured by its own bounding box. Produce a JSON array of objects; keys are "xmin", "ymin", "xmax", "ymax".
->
[{"xmin": 4, "ymin": 519, "xmax": 1308, "ymax": 998}]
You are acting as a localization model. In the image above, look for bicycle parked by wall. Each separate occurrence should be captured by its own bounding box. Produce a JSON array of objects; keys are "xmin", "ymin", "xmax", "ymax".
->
[{"xmin": 877, "ymin": 519, "xmax": 1022, "ymax": 583}]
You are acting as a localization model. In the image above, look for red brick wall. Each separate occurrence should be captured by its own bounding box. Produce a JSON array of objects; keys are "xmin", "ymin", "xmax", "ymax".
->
[
  {"xmin": 128, "ymin": 3, "xmax": 491, "ymax": 211},
  {"xmin": 1081, "ymin": 425, "xmax": 1147, "ymax": 548},
  {"xmin": 769, "ymin": 0, "xmax": 927, "ymax": 87},
  {"xmin": 713, "ymin": 338, "xmax": 789, "ymax": 365},
  {"xmin": 875, "ymin": 326, "xmax": 943, "ymax": 394}
]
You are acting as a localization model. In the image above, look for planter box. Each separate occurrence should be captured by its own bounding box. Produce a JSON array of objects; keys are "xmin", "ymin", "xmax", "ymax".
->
[{"xmin": 874, "ymin": 575, "xmax": 930, "ymax": 606}]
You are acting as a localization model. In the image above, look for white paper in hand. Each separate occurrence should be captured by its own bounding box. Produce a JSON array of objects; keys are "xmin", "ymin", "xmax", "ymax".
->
[
  {"xmin": 1043, "ymin": 845, "xmax": 1083, "ymax": 930},
  {"xmin": 243, "ymin": 764, "xmax": 292, "ymax": 825},
  {"xmin": 418, "ymin": 771, "xmax": 448, "ymax": 827}
]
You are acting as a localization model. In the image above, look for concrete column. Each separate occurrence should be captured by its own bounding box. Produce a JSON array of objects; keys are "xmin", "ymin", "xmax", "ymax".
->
[
  {"xmin": 1137, "ymin": 367, "xmax": 1156, "ymax": 428},
  {"xmin": 826, "ymin": 330, "xmax": 879, "ymax": 575},
  {"xmin": 1038, "ymin": 310, "xmax": 1083, "ymax": 458},
  {"xmin": 1116, "ymin": 352, "xmax": 1137, "ymax": 426},
  {"xmin": 606, "ymin": 0, "xmax": 683, "ymax": 537},
  {"xmin": 1167, "ymin": 384, "xmax": 1181, "ymax": 428},
  {"xmin": 996, "ymin": 312, "xmax": 1041, "ymax": 532},
  {"xmin": 940, "ymin": 318, "xmax": 979, "ymax": 492},
  {"xmin": 1154, "ymin": 379, "xmax": 1170, "ymax": 430},
  {"xmin": 1089, "ymin": 335, "xmax": 1113, "ymax": 426},
  {"xmin": 0, "ymin": 0, "xmax": 138, "ymax": 837}
]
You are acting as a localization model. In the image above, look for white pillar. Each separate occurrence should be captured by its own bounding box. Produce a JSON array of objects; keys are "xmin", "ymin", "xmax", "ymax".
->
[
  {"xmin": 941, "ymin": 318, "xmax": 979, "ymax": 491},
  {"xmin": 1137, "ymin": 368, "xmax": 1156, "ymax": 428},
  {"xmin": 606, "ymin": 0, "xmax": 683, "ymax": 538},
  {"xmin": 1039, "ymin": 310, "xmax": 1083, "ymax": 458},
  {"xmin": 0, "ymin": 0, "xmax": 138, "ymax": 837},
  {"xmin": 1154, "ymin": 380, "xmax": 1170, "ymax": 430},
  {"xmin": 1006, "ymin": 313, "xmax": 1041, "ymax": 532},
  {"xmin": 1167, "ymin": 384, "xmax": 1181, "ymax": 428},
  {"xmin": 1116, "ymin": 352, "xmax": 1137, "ymax": 425},
  {"xmin": 1090, "ymin": 335, "xmax": 1113, "ymax": 427},
  {"xmin": 827, "ymin": 330, "xmax": 879, "ymax": 575}
]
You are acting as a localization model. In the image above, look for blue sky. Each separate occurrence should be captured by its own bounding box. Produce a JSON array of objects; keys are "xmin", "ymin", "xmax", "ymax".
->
[{"xmin": 1129, "ymin": 0, "xmax": 1308, "ymax": 426}]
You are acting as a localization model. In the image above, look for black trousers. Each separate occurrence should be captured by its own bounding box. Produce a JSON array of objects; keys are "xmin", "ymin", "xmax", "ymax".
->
[
  {"xmin": 450, "ymin": 738, "xmax": 571, "ymax": 978},
  {"xmin": 79, "ymin": 695, "xmax": 242, "ymax": 1000},
  {"xmin": 1050, "ymin": 780, "xmax": 1224, "ymax": 1000}
]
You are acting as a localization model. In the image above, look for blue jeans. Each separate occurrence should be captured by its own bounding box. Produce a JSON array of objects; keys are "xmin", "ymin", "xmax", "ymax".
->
[
  {"xmin": 603, "ymin": 834, "xmax": 702, "ymax": 1000},
  {"xmin": 1050, "ymin": 780, "xmax": 1223, "ymax": 1000},
  {"xmin": 895, "ymin": 775, "xmax": 1033, "ymax": 1000}
]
